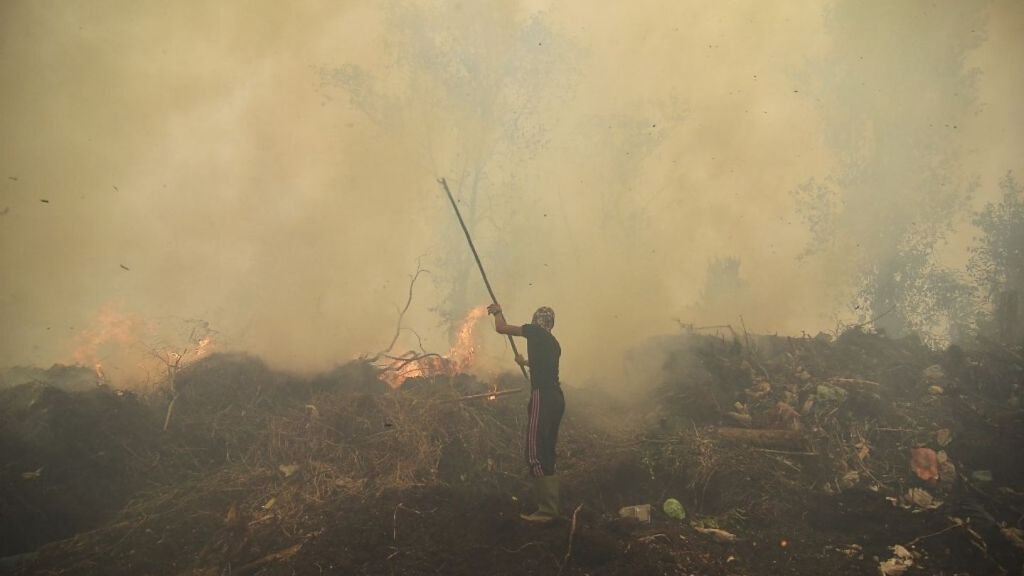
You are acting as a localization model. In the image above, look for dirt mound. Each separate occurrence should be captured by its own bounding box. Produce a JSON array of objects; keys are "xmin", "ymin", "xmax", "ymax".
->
[
  {"xmin": 644, "ymin": 326, "xmax": 1024, "ymax": 573},
  {"xmin": 0, "ymin": 364, "xmax": 103, "ymax": 392},
  {"xmin": 4, "ymin": 334, "xmax": 1024, "ymax": 575},
  {"xmin": 0, "ymin": 381, "xmax": 158, "ymax": 556}
]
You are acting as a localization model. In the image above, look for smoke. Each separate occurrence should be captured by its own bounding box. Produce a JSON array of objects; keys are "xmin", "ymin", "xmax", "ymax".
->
[{"xmin": 1, "ymin": 0, "xmax": 1022, "ymax": 386}]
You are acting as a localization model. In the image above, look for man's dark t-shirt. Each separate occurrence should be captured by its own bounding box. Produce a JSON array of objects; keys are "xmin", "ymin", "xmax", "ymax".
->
[{"xmin": 521, "ymin": 323, "xmax": 561, "ymax": 389}]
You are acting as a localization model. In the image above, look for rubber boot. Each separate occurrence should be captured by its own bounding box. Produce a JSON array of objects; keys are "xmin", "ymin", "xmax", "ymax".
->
[
  {"xmin": 540, "ymin": 475, "xmax": 560, "ymax": 518},
  {"xmin": 520, "ymin": 475, "xmax": 559, "ymax": 523}
]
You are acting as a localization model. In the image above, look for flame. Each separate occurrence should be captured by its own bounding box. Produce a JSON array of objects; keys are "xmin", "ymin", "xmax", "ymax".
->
[
  {"xmin": 158, "ymin": 334, "xmax": 214, "ymax": 369},
  {"xmin": 379, "ymin": 306, "xmax": 488, "ymax": 388},
  {"xmin": 71, "ymin": 305, "xmax": 146, "ymax": 371},
  {"xmin": 193, "ymin": 336, "xmax": 213, "ymax": 361},
  {"xmin": 70, "ymin": 305, "xmax": 214, "ymax": 387},
  {"xmin": 450, "ymin": 306, "xmax": 488, "ymax": 371}
]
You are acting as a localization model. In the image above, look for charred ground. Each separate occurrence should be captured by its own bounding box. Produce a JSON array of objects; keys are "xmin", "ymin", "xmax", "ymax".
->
[{"xmin": 1, "ymin": 329, "xmax": 1023, "ymax": 575}]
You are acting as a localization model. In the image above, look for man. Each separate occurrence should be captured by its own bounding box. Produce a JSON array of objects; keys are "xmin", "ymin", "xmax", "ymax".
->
[{"xmin": 487, "ymin": 302, "xmax": 564, "ymax": 523}]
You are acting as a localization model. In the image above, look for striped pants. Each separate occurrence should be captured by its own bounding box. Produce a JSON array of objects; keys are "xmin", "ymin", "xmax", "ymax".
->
[{"xmin": 526, "ymin": 387, "xmax": 565, "ymax": 477}]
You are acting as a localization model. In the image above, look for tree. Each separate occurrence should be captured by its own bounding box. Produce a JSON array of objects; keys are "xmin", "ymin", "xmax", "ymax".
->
[
  {"xmin": 794, "ymin": 0, "xmax": 986, "ymax": 340},
  {"xmin": 321, "ymin": 2, "xmax": 573, "ymax": 334},
  {"xmin": 969, "ymin": 172, "xmax": 1024, "ymax": 342}
]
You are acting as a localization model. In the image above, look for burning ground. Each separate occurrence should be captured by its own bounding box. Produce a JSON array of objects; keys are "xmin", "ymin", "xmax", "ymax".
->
[{"xmin": 1, "ymin": 325, "xmax": 1022, "ymax": 575}]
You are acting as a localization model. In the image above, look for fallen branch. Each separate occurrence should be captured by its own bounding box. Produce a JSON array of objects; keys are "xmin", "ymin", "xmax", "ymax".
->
[
  {"xmin": 906, "ymin": 517, "xmax": 965, "ymax": 547},
  {"xmin": 752, "ymin": 448, "xmax": 818, "ymax": 457},
  {"xmin": 448, "ymin": 388, "xmax": 524, "ymax": 403},
  {"xmin": 829, "ymin": 377, "xmax": 882, "ymax": 393},
  {"xmin": 557, "ymin": 504, "xmax": 584, "ymax": 576},
  {"xmin": 392, "ymin": 503, "xmax": 435, "ymax": 542}
]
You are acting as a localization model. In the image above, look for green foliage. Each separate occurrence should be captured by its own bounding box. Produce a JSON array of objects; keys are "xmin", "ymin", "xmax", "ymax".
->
[
  {"xmin": 793, "ymin": 0, "xmax": 986, "ymax": 342},
  {"xmin": 969, "ymin": 172, "xmax": 1024, "ymax": 302},
  {"xmin": 855, "ymin": 240, "xmax": 976, "ymax": 343}
]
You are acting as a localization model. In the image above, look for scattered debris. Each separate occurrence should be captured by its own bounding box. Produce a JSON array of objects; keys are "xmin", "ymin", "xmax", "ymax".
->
[
  {"xmin": 910, "ymin": 447, "xmax": 939, "ymax": 482},
  {"xmin": 815, "ymin": 382, "xmax": 847, "ymax": 406},
  {"xmin": 20, "ymin": 467, "xmax": 43, "ymax": 480},
  {"xmin": 1001, "ymin": 526, "xmax": 1024, "ymax": 552},
  {"xmin": 663, "ymin": 498, "xmax": 685, "ymax": 520},
  {"xmin": 693, "ymin": 526, "xmax": 739, "ymax": 544},
  {"xmin": 5, "ymin": 326, "xmax": 1023, "ymax": 575},
  {"xmin": 278, "ymin": 464, "xmax": 300, "ymax": 478},
  {"xmin": 878, "ymin": 544, "xmax": 914, "ymax": 575},
  {"xmin": 830, "ymin": 543, "xmax": 863, "ymax": 558},
  {"xmin": 970, "ymin": 469, "xmax": 993, "ymax": 482},
  {"xmin": 618, "ymin": 504, "xmax": 652, "ymax": 524},
  {"xmin": 900, "ymin": 487, "xmax": 942, "ymax": 510}
]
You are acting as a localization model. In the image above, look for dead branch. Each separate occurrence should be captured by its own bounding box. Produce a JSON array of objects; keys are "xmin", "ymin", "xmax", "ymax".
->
[
  {"xmin": 447, "ymin": 388, "xmax": 524, "ymax": 402},
  {"xmin": 369, "ymin": 261, "xmax": 430, "ymax": 362},
  {"xmin": 674, "ymin": 320, "xmax": 738, "ymax": 339},
  {"xmin": 845, "ymin": 305, "xmax": 897, "ymax": 331},
  {"xmin": 829, "ymin": 377, "xmax": 882, "ymax": 393},
  {"xmin": 151, "ymin": 346, "xmax": 187, "ymax": 432},
  {"xmin": 392, "ymin": 502, "xmax": 435, "ymax": 542},
  {"xmin": 906, "ymin": 517, "xmax": 966, "ymax": 547},
  {"xmin": 557, "ymin": 504, "xmax": 584, "ymax": 576},
  {"xmin": 381, "ymin": 352, "xmax": 444, "ymax": 372}
]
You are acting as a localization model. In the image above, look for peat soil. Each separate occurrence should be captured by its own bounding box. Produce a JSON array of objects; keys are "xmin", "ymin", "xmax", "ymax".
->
[{"xmin": 1, "ymin": 330, "xmax": 1022, "ymax": 575}]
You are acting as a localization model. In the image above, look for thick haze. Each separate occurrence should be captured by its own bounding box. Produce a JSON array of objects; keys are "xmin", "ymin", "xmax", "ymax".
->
[{"xmin": 1, "ymin": 0, "xmax": 1022, "ymax": 385}]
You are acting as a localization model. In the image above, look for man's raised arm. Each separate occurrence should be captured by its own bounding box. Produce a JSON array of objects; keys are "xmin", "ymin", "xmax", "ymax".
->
[{"xmin": 487, "ymin": 303, "xmax": 524, "ymax": 337}]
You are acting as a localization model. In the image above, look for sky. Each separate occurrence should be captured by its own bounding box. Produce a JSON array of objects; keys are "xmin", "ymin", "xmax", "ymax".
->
[{"xmin": 1, "ymin": 0, "xmax": 1022, "ymax": 386}]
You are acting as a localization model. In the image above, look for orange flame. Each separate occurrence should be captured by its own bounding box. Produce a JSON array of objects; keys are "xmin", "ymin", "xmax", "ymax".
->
[
  {"xmin": 70, "ymin": 305, "xmax": 215, "ymax": 386},
  {"xmin": 450, "ymin": 306, "xmax": 488, "ymax": 371},
  {"xmin": 71, "ymin": 305, "xmax": 146, "ymax": 371},
  {"xmin": 379, "ymin": 306, "xmax": 488, "ymax": 388},
  {"xmin": 196, "ymin": 336, "xmax": 213, "ymax": 356}
]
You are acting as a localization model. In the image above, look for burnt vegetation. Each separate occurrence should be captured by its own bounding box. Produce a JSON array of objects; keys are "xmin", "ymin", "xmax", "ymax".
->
[{"xmin": 2, "ymin": 311, "xmax": 1022, "ymax": 576}]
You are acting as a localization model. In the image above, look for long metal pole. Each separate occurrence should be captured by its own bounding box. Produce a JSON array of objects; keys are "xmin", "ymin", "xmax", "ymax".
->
[{"xmin": 438, "ymin": 177, "xmax": 530, "ymax": 383}]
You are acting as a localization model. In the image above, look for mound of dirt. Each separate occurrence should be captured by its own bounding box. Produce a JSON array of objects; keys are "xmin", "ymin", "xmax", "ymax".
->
[
  {"xmin": 4, "ymin": 331, "xmax": 1023, "ymax": 575},
  {"xmin": 0, "ymin": 380, "xmax": 158, "ymax": 556}
]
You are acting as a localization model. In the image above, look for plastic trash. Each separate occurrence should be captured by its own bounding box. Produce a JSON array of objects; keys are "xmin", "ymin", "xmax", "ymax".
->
[
  {"xmin": 663, "ymin": 498, "xmax": 685, "ymax": 520},
  {"xmin": 910, "ymin": 447, "xmax": 938, "ymax": 482},
  {"xmin": 618, "ymin": 504, "xmax": 652, "ymax": 524},
  {"xmin": 970, "ymin": 470, "xmax": 993, "ymax": 483}
]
